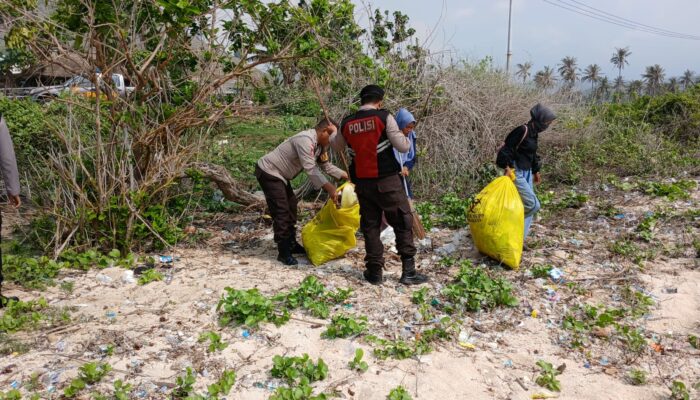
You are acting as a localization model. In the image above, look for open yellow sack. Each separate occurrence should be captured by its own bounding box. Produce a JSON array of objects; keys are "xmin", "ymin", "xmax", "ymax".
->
[
  {"xmin": 302, "ymin": 183, "xmax": 360, "ymax": 266},
  {"xmin": 467, "ymin": 174, "xmax": 524, "ymax": 269}
]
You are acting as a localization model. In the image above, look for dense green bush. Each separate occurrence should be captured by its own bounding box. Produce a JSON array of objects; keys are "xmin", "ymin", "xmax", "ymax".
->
[
  {"xmin": 0, "ymin": 97, "xmax": 57, "ymax": 173},
  {"xmin": 598, "ymin": 86, "xmax": 700, "ymax": 144},
  {"xmin": 272, "ymin": 87, "xmax": 322, "ymax": 117},
  {"xmin": 546, "ymin": 91, "xmax": 700, "ymax": 183},
  {"xmin": 207, "ymin": 116, "xmax": 314, "ymax": 190},
  {"xmin": 0, "ymin": 97, "xmax": 224, "ymax": 253}
]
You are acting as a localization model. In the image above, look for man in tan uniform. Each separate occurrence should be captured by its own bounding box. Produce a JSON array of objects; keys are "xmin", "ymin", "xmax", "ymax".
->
[
  {"xmin": 256, "ymin": 118, "xmax": 347, "ymax": 265},
  {"xmin": 0, "ymin": 114, "xmax": 21, "ymax": 307}
]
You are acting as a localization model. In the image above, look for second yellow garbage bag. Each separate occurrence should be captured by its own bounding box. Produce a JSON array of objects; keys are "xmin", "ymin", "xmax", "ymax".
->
[
  {"xmin": 302, "ymin": 183, "xmax": 361, "ymax": 266},
  {"xmin": 467, "ymin": 174, "xmax": 524, "ymax": 270}
]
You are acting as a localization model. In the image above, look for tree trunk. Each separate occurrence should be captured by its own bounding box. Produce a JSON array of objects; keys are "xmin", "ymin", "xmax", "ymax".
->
[{"xmin": 191, "ymin": 162, "xmax": 264, "ymax": 207}]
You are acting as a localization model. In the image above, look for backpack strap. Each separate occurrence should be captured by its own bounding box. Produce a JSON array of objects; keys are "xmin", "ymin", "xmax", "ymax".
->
[{"xmin": 515, "ymin": 124, "xmax": 529, "ymax": 150}]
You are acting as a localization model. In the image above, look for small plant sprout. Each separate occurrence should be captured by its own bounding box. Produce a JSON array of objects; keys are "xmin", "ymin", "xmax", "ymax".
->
[
  {"xmin": 535, "ymin": 360, "xmax": 562, "ymax": 392},
  {"xmin": 137, "ymin": 269, "xmax": 164, "ymax": 285},
  {"xmin": 322, "ymin": 314, "xmax": 368, "ymax": 339},
  {"xmin": 628, "ymin": 369, "xmax": 647, "ymax": 385},
  {"xmin": 198, "ymin": 331, "xmax": 228, "ymax": 353},
  {"xmin": 387, "ymin": 386, "xmax": 413, "ymax": 400},
  {"xmin": 348, "ymin": 348, "xmax": 369, "ymax": 373}
]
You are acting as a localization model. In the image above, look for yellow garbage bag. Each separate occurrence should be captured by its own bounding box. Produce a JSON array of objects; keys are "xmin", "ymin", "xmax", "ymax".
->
[
  {"xmin": 302, "ymin": 183, "xmax": 361, "ymax": 266},
  {"xmin": 467, "ymin": 174, "xmax": 524, "ymax": 269}
]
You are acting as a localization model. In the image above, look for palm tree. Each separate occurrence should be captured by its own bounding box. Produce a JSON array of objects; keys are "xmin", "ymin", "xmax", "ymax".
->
[
  {"xmin": 610, "ymin": 47, "xmax": 631, "ymax": 79},
  {"xmin": 627, "ymin": 80, "xmax": 643, "ymax": 98},
  {"xmin": 515, "ymin": 62, "xmax": 532, "ymax": 84},
  {"xmin": 613, "ymin": 76, "xmax": 625, "ymax": 93},
  {"xmin": 597, "ymin": 77, "xmax": 610, "ymax": 100},
  {"xmin": 642, "ymin": 64, "xmax": 665, "ymax": 96},
  {"xmin": 667, "ymin": 77, "xmax": 680, "ymax": 93},
  {"xmin": 681, "ymin": 69, "xmax": 695, "ymax": 90},
  {"xmin": 534, "ymin": 66, "xmax": 557, "ymax": 90},
  {"xmin": 582, "ymin": 64, "xmax": 603, "ymax": 91},
  {"xmin": 558, "ymin": 56, "xmax": 579, "ymax": 88}
]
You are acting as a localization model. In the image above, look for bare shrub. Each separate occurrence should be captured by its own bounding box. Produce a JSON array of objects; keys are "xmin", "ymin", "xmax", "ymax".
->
[
  {"xmin": 0, "ymin": 0, "xmax": 363, "ymax": 253},
  {"xmin": 409, "ymin": 65, "xmax": 583, "ymax": 198}
]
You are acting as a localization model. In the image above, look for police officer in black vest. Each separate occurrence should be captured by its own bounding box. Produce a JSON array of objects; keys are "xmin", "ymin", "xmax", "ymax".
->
[{"xmin": 332, "ymin": 85, "xmax": 428, "ymax": 285}]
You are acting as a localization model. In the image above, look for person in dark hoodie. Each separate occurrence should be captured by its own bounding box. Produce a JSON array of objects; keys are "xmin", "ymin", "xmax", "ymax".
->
[
  {"xmin": 496, "ymin": 103, "xmax": 556, "ymax": 242},
  {"xmin": 0, "ymin": 113, "xmax": 21, "ymax": 307}
]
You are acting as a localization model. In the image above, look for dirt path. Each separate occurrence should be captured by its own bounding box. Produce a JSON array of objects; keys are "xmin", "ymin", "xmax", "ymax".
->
[{"xmin": 1, "ymin": 179, "xmax": 698, "ymax": 399}]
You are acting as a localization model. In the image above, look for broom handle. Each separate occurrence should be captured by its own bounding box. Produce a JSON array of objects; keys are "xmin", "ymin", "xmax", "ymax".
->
[
  {"xmin": 399, "ymin": 152, "xmax": 426, "ymax": 239},
  {"xmin": 310, "ymin": 79, "xmax": 350, "ymax": 178},
  {"xmin": 399, "ymin": 154, "xmax": 410, "ymax": 196}
]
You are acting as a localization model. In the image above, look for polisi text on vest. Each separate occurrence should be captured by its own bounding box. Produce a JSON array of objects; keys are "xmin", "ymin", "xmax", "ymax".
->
[{"xmin": 347, "ymin": 118, "xmax": 376, "ymax": 135}]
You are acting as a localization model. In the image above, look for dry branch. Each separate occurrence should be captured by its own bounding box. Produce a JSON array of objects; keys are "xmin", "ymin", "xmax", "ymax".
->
[{"xmin": 191, "ymin": 162, "xmax": 264, "ymax": 208}]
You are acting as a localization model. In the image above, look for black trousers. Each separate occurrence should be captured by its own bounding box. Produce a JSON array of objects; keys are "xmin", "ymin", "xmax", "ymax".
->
[
  {"xmin": 255, "ymin": 165, "xmax": 298, "ymax": 243},
  {"xmin": 355, "ymin": 174, "xmax": 416, "ymax": 270}
]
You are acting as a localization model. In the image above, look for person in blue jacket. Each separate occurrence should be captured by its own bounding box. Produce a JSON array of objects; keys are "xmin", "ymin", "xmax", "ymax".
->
[{"xmin": 394, "ymin": 108, "xmax": 417, "ymax": 198}]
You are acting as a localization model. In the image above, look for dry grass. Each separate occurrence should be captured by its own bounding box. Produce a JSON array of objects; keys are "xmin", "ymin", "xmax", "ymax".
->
[{"xmin": 408, "ymin": 66, "xmax": 586, "ymax": 198}]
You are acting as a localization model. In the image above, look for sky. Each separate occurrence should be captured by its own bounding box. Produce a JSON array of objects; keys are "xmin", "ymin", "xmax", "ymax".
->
[{"xmin": 352, "ymin": 0, "xmax": 700, "ymax": 81}]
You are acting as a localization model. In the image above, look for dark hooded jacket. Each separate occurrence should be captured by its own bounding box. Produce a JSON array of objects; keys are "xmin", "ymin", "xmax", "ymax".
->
[{"xmin": 496, "ymin": 103, "xmax": 556, "ymax": 173}]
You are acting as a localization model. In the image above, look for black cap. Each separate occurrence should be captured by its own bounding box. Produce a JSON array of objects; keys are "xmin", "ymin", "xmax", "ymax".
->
[{"xmin": 360, "ymin": 84, "xmax": 385, "ymax": 101}]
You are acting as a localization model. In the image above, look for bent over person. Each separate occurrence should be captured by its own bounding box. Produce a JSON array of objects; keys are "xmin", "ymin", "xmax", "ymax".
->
[
  {"xmin": 332, "ymin": 85, "xmax": 428, "ymax": 286},
  {"xmin": 256, "ymin": 118, "xmax": 347, "ymax": 266}
]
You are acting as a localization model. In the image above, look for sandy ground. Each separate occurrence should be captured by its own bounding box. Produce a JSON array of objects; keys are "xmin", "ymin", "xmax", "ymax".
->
[{"xmin": 1, "ymin": 179, "xmax": 699, "ymax": 400}]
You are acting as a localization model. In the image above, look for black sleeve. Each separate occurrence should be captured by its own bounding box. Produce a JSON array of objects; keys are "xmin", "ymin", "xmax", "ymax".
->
[
  {"xmin": 496, "ymin": 126, "xmax": 525, "ymax": 169},
  {"xmin": 532, "ymin": 153, "xmax": 542, "ymax": 174}
]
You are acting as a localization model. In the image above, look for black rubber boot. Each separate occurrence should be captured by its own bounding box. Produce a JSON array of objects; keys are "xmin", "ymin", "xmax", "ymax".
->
[
  {"xmin": 290, "ymin": 238, "xmax": 306, "ymax": 255},
  {"xmin": 399, "ymin": 257, "xmax": 428, "ymax": 285},
  {"xmin": 363, "ymin": 263, "xmax": 383, "ymax": 285},
  {"xmin": 277, "ymin": 238, "xmax": 298, "ymax": 266}
]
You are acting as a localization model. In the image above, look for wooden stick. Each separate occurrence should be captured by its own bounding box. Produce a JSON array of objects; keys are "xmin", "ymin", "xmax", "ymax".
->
[{"xmin": 310, "ymin": 78, "xmax": 350, "ymax": 176}]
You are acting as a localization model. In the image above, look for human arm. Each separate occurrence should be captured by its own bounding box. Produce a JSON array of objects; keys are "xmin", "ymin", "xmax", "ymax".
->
[
  {"xmin": 319, "ymin": 147, "xmax": 348, "ymax": 180},
  {"xmin": 386, "ymin": 114, "xmax": 410, "ymax": 153},
  {"xmin": 403, "ymin": 133, "xmax": 417, "ymax": 170},
  {"xmin": 533, "ymin": 154, "xmax": 542, "ymax": 184},
  {"xmin": 322, "ymin": 182, "xmax": 338, "ymax": 203},
  {"xmin": 293, "ymin": 136, "xmax": 330, "ymax": 190}
]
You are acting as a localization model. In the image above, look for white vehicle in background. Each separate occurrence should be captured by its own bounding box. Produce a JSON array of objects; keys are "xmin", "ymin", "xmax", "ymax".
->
[{"xmin": 29, "ymin": 73, "xmax": 134, "ymax": 102}]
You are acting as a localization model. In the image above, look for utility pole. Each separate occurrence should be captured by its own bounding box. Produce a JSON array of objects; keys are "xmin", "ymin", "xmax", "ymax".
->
[{"xmin": 506, "ymin": 0, "xmax": 513, "ymax": 74}]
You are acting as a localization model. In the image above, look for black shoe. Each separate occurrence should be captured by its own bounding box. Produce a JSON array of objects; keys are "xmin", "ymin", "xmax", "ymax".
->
[
  {"xmin": 399, "ymin": 257, "xmax": 428, "ymax": 285},
  {"xmin": 363, "ymin": 264, "xmax": 383, "ymax": 285},
  {"xmin": 290, "ymin": 239, "xmax": 306, "ymax": 255},
  {"xmin": 0, "ymin": 295, "xmax": 19, "ymax": 308},
  {"xmin": 277, "ymin": 238, "xmax": 298, "ymax": 266},
  {"xmin": 277, "ymin": 254, "xmax": 298, "ymax": 265}
]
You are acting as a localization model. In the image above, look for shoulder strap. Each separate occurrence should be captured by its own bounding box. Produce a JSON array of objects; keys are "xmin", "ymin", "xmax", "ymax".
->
[{"xmin": 515, "ymin": 124, "xmax": 528, "ymax": 150}]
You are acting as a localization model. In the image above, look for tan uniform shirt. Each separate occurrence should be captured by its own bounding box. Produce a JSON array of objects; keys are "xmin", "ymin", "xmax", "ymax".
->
[
  {"xmin": 257, "ymin": 129, "xmax": 345, "ymax": 189},
  {"xmin": 0, "ymin": 116, "xmax": 20, "ymax": 196}
]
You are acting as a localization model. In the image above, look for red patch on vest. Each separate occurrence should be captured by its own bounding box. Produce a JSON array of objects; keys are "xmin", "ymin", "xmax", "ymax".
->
[{"xmin": 342, "ymin": 115, "xmax": 386, "ymax": 178}]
